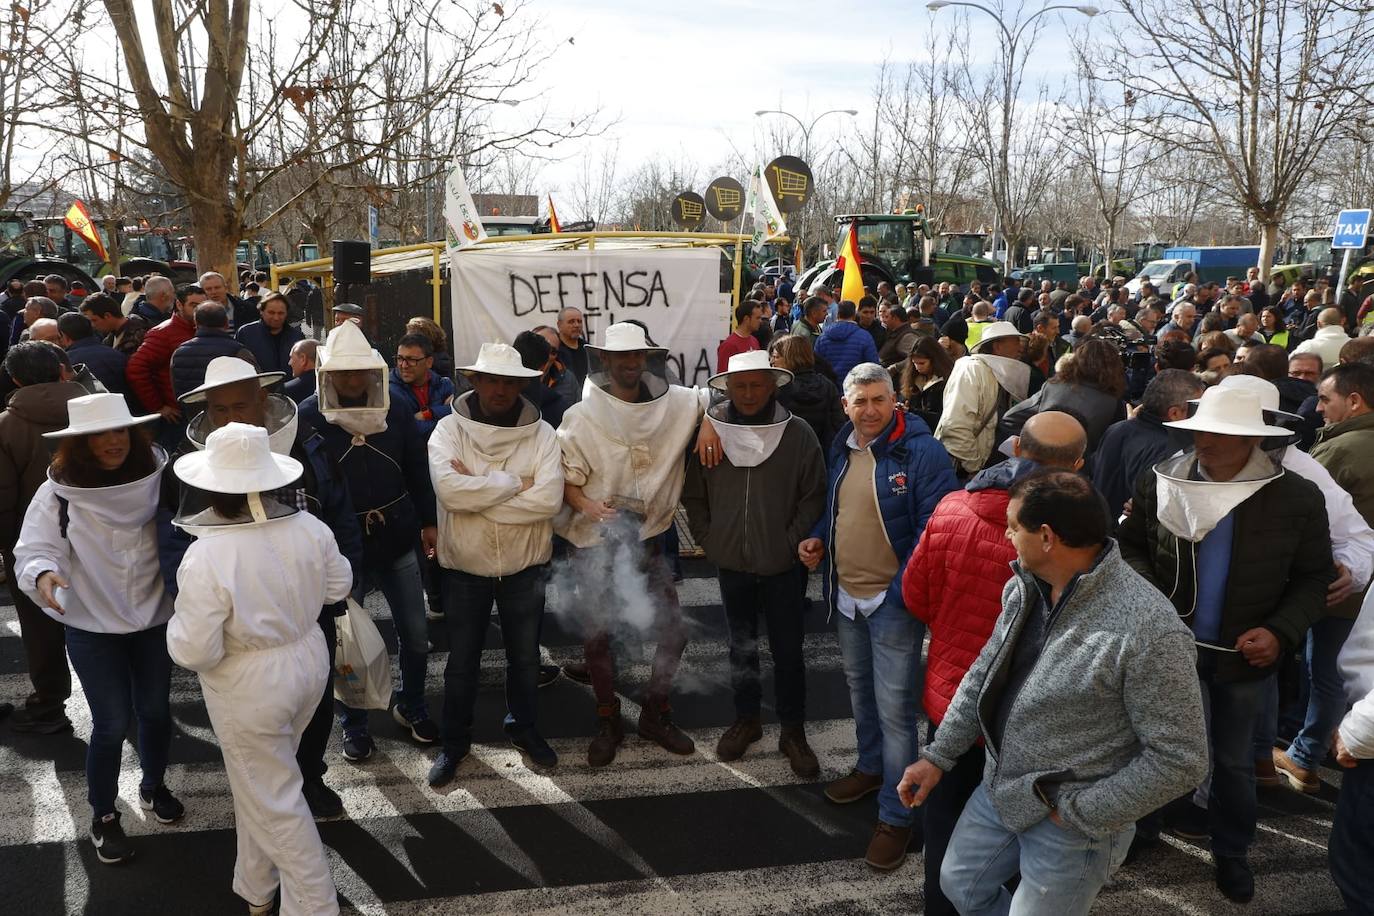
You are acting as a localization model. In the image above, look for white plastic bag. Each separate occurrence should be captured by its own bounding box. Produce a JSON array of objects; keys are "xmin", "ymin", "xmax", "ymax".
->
[{"xmin": 333, "ymin": 597, "xmax": 391, "ymax": 710}]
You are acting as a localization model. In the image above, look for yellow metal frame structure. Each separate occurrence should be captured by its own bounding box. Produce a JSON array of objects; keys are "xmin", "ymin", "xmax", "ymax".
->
[{"xmin": 270, "ymin": 232, "xmax": 752, "ymax": 326}]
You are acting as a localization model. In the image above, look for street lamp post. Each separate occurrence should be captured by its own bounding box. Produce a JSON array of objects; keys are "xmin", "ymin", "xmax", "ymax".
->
[
  {"xmin": 754, "ymin": 108, "xmax": 858, "ymax": 262},
  {"xmin": 753, "ymin": 108, "xmax": 859, "ymax": 170},
  {"xmin": 927, "ymin": 0, "xmax": 1099, "ymax": 274}
]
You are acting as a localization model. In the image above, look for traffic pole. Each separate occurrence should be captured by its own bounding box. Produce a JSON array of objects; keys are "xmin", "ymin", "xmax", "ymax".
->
[{"xmin": 1337, "ymin": 247, "xmax": 1354, "ymax": 300}]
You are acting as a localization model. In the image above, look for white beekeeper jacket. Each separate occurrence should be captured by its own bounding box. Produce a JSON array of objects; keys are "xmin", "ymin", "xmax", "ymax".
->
[
  {"xmin": 15, "ymin": 452, "xmax": 172, "ymax": 633},
  {"xmin": 1338, "ymin": 587, "xmax": 1374, "ymax": 758},
  {"xmin": 427, "ymin": 392, "xmax": 564, "ymax": 578},
  {"xmin": 555, "ymin": 382, "xmax": 709, "ymax": 548},
  {"xmin": 168, "ymin": 510, "xmax": 353, "ymax": 673},
  {"xmin": 934, "ymin": 353, "xmax": 1030, "ymax": 475}
]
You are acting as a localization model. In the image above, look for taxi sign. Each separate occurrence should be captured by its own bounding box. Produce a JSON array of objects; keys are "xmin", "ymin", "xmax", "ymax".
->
[{"xmin": 1332, "ymin": 209, "xmax": 1371, "ymax": 249}]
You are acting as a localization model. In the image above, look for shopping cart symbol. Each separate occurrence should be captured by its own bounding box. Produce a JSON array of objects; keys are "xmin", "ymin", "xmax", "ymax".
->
[
  {"xmin": 712, "ymin": 187, "xmax": 742, "ymax": 210},
  {"xmin": 770, "ymin": 165, "xmax": 809, "ymax": 201},
  {"xmin": 680, "ymin": 199, "xmax": 704, "ymax": 220}
]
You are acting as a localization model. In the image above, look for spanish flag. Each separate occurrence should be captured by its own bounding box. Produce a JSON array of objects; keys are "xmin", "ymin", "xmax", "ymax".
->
[
  {"xmin": 64, "ymin": 200, "xmax": 107, "ymax": 262},
  {"xmin": 547, "ymin": 195, "xmax": 561, "ymax": 233},
  {"xmin": 835, "ymin": 224, "xmax": 865, "ymax": 304}
]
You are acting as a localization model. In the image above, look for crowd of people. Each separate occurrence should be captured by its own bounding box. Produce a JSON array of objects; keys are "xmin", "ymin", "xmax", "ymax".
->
[{"xmin": 1, "ymin": 261, "xmax": 1373, "ymax": 916}]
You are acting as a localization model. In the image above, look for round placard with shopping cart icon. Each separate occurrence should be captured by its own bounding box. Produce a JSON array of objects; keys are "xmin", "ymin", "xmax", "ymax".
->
[
  {"xmin": 704, "ymin": 177, "xmax": 745, "ymax": 222},
  {"xmin": 672, "ymin": 191, "xmax": 707, "ymax": 229},
  {"xmin": 764, "ymin": 156, "xmax": 814, "ymax": 213}
]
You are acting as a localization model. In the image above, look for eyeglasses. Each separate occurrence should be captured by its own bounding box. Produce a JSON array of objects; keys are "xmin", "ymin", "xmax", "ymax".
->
[{"xmin": 395, "ymin": 355, "xmax": 430, "ymax": 366}]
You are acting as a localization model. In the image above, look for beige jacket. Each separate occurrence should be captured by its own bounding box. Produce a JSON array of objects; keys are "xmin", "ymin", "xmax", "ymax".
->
[
  {"xmin": 428, "ymin": 394, "xmax": 564, "ymax": 577},
  {"xmin": 555, "ymin": 384, "xmax": 708, "ymax": 547},
  {"xmin": 934, "ymin": 354, "xmax": 1029, "ymax": 475}
]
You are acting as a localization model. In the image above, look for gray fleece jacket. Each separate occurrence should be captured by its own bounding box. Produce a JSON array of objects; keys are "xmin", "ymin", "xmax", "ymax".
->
[{"xmin": 923, "ymin": 541, "xmax": 1208, "ymax": 838}]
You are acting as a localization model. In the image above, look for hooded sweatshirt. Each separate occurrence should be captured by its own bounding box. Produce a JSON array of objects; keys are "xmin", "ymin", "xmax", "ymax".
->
[
  {"xmin": 427, "ymin": 392, "xmax": 564, "ymax": 577},
  {"xmin": 0, "ymin": 380, "xmax": 87, "ymax": 548},
  {"xmin": 15, "ymin": 452, "xmax": 173, "ymax": 633}
]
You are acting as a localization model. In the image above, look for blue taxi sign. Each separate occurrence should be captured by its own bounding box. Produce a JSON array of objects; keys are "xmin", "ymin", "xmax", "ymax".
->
[{"xmin": 1333, "ymin": 209, "xmax": 1371, "ymax": 249}]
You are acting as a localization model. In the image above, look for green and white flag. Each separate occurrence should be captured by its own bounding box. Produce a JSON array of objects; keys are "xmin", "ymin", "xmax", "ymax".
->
[
  {"xmin": 747, "ymin": 165, "xmax": 786, "ymax": 254},
  {"xmin": 443, "ymin": 161, "xmax": 487, "ymax": 252}
]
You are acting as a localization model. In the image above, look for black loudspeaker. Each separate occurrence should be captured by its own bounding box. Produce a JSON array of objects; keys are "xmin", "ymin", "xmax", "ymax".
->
[{"xmin": 332, "ymin": 239, "xmax": 371, "ymax": 284}]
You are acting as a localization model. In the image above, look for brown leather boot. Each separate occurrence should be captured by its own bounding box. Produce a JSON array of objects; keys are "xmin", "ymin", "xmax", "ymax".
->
[
  {"xmin": 715, "ymin": 716, "xmax": 762, "ymax": 761},
  {"xmin": 778, "ymin": 724, "xmax": 820, "ymax": 779},
  {"xmin": 1254, "ymin": 755, "xmax": 1282, "ymax": 789},
  {"xmin": 637, "ymin": 702, "xmax": 695, "ymax": 755},
  {"xmin": 587, "ymin": 703, "xmax": 624, "ymax": 767},
  {"xmin": 864, "ymin": 821, "xmax": 913, "ymax": 871},
  {"xmin": 824, "ymin": 768, "xmax": 882, "ymax": 804}
]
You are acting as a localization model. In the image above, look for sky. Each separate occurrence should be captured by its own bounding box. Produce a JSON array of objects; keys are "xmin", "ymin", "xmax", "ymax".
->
[{"xmin": 492, "ymin": 0, "xmax": 1092, "ymax": 212}]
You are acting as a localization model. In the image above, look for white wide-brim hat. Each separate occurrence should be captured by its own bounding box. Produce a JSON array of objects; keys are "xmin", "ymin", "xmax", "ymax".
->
[
  {"xmin": 1212, "ymin": 375, "xmax": 1302, "ymax": 423},
  {"xmin": 173, "ymin": 422, "xmax": 303, "ymax": 494},
  {"xmin": 1165, "ymin": 386, "xmax": 1293, "ymax": 437},
  {"xmin": 179, "ymin": 356, "xmax": 285, "ymax": 404},
  {"xmin": 708, "ymin": 349, "xmax": 793, "ymax": 390},
  {"xmin": 44, "ymin": 393, "xmax": 159, "ymax": 439},
  {"xmin": 586, "ymin": 322, "xmax": 666, "ymax": 354},
  {"xmin": 458, "ymin": 342, "xmax": 541, "ymax": 378},
  {"xmin": 970, "ymin": 321, "xmax": 1028, "ymax": 354}
]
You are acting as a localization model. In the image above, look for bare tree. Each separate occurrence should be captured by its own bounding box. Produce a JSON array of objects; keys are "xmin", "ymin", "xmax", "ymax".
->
[
  {"xmin": 1106, "ymin": 0, "xmax": 1374, "ymax": 279},
  {"xmin": 1058, "ymin": 52, "xmax": 1163, "ymax": 274},
  {"xmin": 1137, "ymin": 145, "xmax": 1209, "ymax": 247},
  {"xmin": 0, "ymin": 0, "xmax": 70, "ymax": 212},
  {"xmin": 33, "ymin": 0, "xmax": 597, "ymax": 277}
]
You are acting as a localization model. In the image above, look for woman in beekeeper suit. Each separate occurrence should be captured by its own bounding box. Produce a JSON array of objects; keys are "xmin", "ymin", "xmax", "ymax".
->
[
  {"xmin": 168, "ymin": 422, "xmax": 352, "ymax": 916},
  {"xmin": 14, "ymin": 393, "xmax": 182, "ymax": 866}
]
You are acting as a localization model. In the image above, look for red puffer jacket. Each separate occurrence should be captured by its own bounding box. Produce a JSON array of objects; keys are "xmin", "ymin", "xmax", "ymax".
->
[{"xmin": 902, "ymin": 466, "xmax": 1023, "ymax": 725}]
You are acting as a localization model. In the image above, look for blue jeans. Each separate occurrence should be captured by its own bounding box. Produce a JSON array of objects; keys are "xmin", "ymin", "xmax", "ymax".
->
[
  {"xmin": 1286, "ymin": 617, "xmax": 1355, "ymax": 770},
  {"xmin": 834, "ymin": 594, "xmax": 922, "ymax": 828},
  {"xmin": 338, "ymin": 550, "xmax": 430, "ymax": 736},
  {"xmin": 64, "ymin": 624, "xmax": 174, "ymax": 817},
  {"xmin": 941, "ymin": 782, "xmax": 1133, "ymax": 916},
  {"xmin": 1197, "ymin": 654, "xmax": 1265, "ymax": 858},
  {"xmin": 439, "ymin": 565, "xmax": 545, "ymax": 754},
  {"xmin": 1330, "ymin": 759, "xmax": 1374, "ymax": 914}
]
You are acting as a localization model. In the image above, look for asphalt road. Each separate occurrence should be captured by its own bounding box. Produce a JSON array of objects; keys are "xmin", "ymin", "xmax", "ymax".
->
[{"xmin": 0, "ymin": 558, "xmax": 1354, "ymax": 915}]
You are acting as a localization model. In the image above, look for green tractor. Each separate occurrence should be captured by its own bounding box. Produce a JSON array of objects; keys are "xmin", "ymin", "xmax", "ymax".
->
[
  {"xmin": 32, "ymin": 216, "xmax": 200, "ymax": 285},
  {"xmin": 0, "ymin": 210, "xmax": 98, "ymax": 289},
  {"xmin": 794, "ymin": 212, "xmax": 1000, "ymax": 296},
  {"xmin": 1272, "ymin": 234, "xmax": 1374, "ymax": 295}
]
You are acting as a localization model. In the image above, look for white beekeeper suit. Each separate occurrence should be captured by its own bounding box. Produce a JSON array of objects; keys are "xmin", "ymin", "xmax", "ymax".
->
[
  {"xmin": 167, "ymin": 423, "xmax": 351, "ymax": 916},
  {"xmin": 555, "ymin": 322, "xmax": 709, "ymax": 547}
]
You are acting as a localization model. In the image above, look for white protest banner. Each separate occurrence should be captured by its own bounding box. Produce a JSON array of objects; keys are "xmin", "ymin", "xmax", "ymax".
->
[
  {"xmin": 449, "ymin": 246, "xmax": 731, "ymax": 388},
  {"xmin": 443, "ymin": 161, "xmax": 487, "ymax": 252}
]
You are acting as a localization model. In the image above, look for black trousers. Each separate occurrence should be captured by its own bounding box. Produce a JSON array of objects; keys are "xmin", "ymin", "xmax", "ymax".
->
[
  {"xmin": 4, "ymin": 547, "xmax": 70, "ymax": 718},
  {"xmin": 717, "ymin": 565, "xmax": 808, "ymax": 726},
  {"xmin": 296, "ymin": 609, "xmax": 337, "ymax": 781},
  {"xmin": 922, "ymin": 721, "xmax": 987, "ymax": 916}
]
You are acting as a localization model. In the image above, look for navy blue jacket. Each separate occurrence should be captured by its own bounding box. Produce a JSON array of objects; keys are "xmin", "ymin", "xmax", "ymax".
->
[
  {"xmin": 811, "ymin": 410, "xmax": 960, "ymax": 615},
  {"xmin": 65, "ymin": 336, "xmax": 130, "ymax": 399},
  {"xmin": 170, "ymin": 329, "xmax": 256, "ymax": 397},
  {"xmin": 284, "ymin": 372, "xmax": 315, "ymax": 404},
  {"xmin": 297, "ymin": 395, "xmax": 437, "ymax": 567},
  {"xmin": 130, "ymin": 298, "xmax": 165, "ymax": 327},
  {"xmin": 387, "ymin": 368, "xmax": 456, "ymax": 440},
  {"xmin": 235, "ymin": 320, "xmax": 304, "ymax": 375},
  {"xmin": 1089, "ymin": 411, "xmax": 1184, "ymax": 527},
  {"xmin": 815, "ymin": 320, "xmax": 881, "ymax": 385}
]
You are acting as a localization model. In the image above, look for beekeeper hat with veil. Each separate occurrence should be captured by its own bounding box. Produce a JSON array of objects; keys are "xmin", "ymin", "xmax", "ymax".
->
[{"xmin": 171, "ymin": 422, "xmax": 304, "ymax": 534}]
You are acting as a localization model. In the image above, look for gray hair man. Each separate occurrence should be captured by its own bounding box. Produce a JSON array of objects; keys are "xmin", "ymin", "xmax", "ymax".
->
[{"xmin": 799, "ymin": 362, "xmax": 959, "ymax": 870}]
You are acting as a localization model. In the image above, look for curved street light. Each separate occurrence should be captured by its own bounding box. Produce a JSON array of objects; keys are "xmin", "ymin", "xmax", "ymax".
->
[
  {"xmin": 754, "ymin": 108, "xmax": 859, "ymax": 164},
  {"xmin": 926, "ymin": 1, "xmax": 1099, "ymax": 272}
]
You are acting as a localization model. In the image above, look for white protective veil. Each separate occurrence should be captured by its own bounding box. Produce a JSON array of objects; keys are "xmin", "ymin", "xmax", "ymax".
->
[
  {"xmin": 1154, "ymin": 447, "xmax": 1282, "ymax": 543},
  {"xmin": 316, "ymin": 321, "xmax": 390, "ymax": 439}
]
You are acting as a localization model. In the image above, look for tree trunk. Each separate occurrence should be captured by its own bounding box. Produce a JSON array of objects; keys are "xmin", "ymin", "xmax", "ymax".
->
[
  {"xmin": 189, "ymin": 194, "xmax": 244, "ymax": 281},
  {"xmin": 1257, "ymin": 221, "xmax": 1279, "ymax": 282}
]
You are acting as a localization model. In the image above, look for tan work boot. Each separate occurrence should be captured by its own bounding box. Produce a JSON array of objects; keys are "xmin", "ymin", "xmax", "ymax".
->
[
  {"xmin": 715, "ymin": 716, "xmax": 763, "ymax": 761},
  {"xmin": 587, "ymin": 703, "xmax": 624, "ymax": 767},
  {"xmin": 824, "ymin": 768, "xmax": 882, "ymax": 804},
  {"xmin": 1272, "ymin": 748, "xmax": 1320, "ymax": 794},
  {"xmin": 779, "ymin": 725, "xmax": 820, "ymax": 779},
  {"xmin": 1254, "ymin": 755, "xmax": 1282, "ymax": 789},
  {"xmin": 637, "ymin": 702, "xmax": 695, "ymax": 755},
  {"xmin": 864, "ymin": 821, "xmax": 913, "ymax": 871}
]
